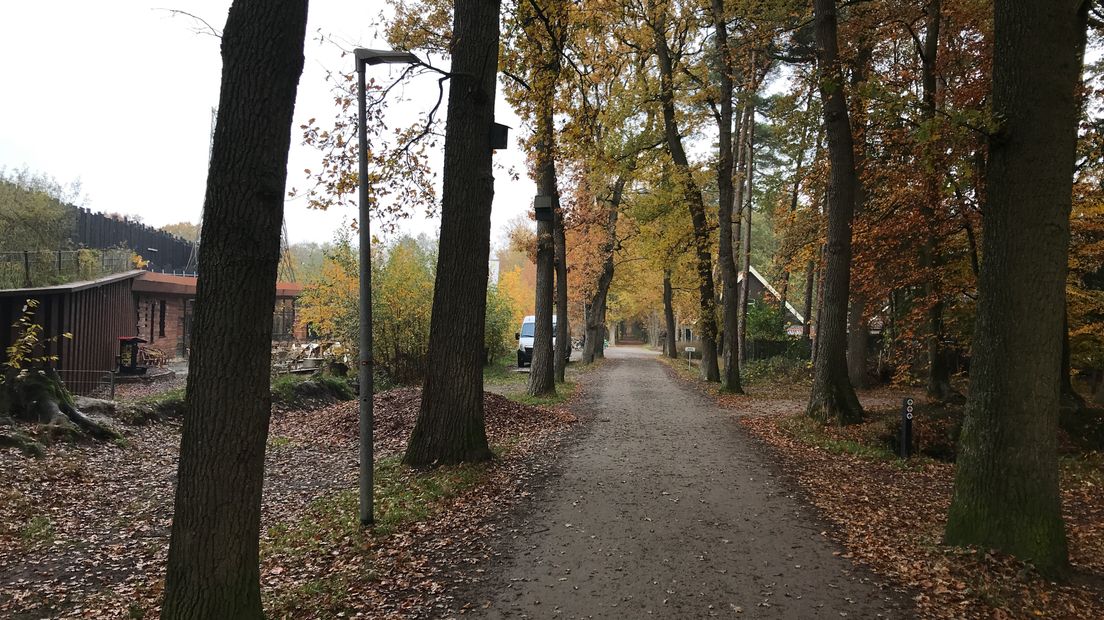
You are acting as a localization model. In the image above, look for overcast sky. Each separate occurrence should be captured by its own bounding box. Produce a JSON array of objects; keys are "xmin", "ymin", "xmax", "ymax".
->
[{"xmin": 0, "ymin": 1, "xmax": 536, "ymax": 246}]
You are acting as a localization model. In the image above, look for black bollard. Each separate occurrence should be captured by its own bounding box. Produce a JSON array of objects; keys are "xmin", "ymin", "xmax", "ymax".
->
[{"xmin": 901, "ymin": 397, "xmax": 915, "ymax": 458}]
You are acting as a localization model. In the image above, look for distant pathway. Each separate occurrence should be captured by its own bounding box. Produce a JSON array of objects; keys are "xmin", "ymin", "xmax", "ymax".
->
[{"xmin": 465, "ymin": 346, "xmax": 910, "ymax": 618}]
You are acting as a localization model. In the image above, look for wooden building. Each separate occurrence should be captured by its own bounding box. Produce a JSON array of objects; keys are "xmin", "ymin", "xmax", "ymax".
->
[
  {"xmin": 1, "ymin": 270, "xmax": 304, "ymax": 394},
  {"xmin": 0, "ymin": 271, "xmax": 143, "ymax": 394},
  {"xmin": 132, "ymin": 272, "xmax": 304, "ymax": 359}
]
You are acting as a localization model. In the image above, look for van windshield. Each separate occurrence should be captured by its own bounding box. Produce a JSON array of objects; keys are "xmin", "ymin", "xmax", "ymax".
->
[{"xmin": 521, "ymin": 323, "xmax": 535, "ymax": 338}]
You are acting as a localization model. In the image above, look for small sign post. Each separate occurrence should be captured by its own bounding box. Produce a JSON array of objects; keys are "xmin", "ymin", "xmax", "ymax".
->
[
  {"xmin": 684, "ymin": 346, "xmax": 696, "ymax": 370},
  {"xmin": 901, "ymin": 397, "xmax": 915, "ymax": 458}
]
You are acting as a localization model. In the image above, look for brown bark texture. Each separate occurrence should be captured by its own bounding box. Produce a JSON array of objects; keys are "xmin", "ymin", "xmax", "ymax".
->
[
  {"xmin": 554, "ymin": 211, "xmax": 569, "ymax": 382},
  {"xmin": 807, "ymin": 0, "xmax": 862, "ymax": 425},
  {"xmin": 737, "ymin": 112, "xmax": 754, "ymax": 366},
  {"xmin": 663, "ymin": 269, "xmax": 678, "ymax": 359},
  {"xmin": 918, "ymin": 0, "xmax": 958, "ymax": 402},
  {"xmin": 712, "ymin": 0, "xmax": 743, "ymax": 393},
  {"xmin": 529, "ymin": 89, "xmax": 559, "ymax": 395},
  {"xmin": 944, "ymin": 0, "xmax": 1086, "ymax": 577},
  {"xmin": 161, "ymin": 0, "xmax": 308, "ymax": 617},
  {"xmin": 529, "ymin": 218, "xmax": 557, "ymax": 396},
  {"xmin": 653, "ymin": 16, "xmax": 720, "ymax": 382},
  {"xmin": 583, "ymin": 179, "xmax": 622, "ymax": 365},
  {"xmin": 404, "ymin": 0, "xmax": 501, "ymax": 466}
]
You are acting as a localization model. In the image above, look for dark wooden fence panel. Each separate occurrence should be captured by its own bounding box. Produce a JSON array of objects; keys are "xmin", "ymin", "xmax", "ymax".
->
[{"xmin": 70, "ymin": 208, "xmax": 194, "ymax": 271}]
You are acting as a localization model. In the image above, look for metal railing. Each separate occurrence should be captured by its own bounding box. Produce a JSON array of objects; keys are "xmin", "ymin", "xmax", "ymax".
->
[
  {"xmin": 55, "ymin": 369, "xmax": 116, "ymax": 399},
  {"xmin": 0, "ymin": 249, "xmax": 134, "ymax": 289}
]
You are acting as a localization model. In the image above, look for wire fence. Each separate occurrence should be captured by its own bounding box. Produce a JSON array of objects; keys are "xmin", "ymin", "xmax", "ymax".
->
[
  {"xmin": 55, "ymin": 369, "xmax": 117, "ymax": 399},
  {"xmin": 0, "ymin": 249, "xmax": 134, "ymax": 289}
]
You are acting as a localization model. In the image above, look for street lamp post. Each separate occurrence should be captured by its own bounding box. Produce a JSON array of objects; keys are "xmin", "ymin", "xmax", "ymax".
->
[{"xmin": 355, "ymin": 48, "xmax": 419, "ymax": 527}]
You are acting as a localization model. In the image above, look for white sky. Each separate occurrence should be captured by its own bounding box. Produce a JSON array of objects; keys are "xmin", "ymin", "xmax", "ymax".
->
[{"xmin": 0, "ymin": 1, "xmax": 536, "ymax": 245}]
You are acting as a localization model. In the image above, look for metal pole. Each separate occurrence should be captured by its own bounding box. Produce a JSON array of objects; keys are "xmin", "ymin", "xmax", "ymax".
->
[{"xmin": 357, "ymin": 59, "xmax": 375, "ymax": 527}]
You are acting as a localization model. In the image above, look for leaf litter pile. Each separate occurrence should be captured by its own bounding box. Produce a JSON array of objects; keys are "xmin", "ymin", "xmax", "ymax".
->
[
  {"xmin": 725, "ymin": 386, "xmax": 1104, "ymax": 619},
  {"xmin": 0, "ymin": 386, "xmax": 576, "ymax": 618}
]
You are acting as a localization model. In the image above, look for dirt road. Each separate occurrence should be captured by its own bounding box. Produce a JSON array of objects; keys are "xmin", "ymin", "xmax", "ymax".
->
[{"xmin": 465, "ymin": 346, "xmax": 911, "ymax": 618}]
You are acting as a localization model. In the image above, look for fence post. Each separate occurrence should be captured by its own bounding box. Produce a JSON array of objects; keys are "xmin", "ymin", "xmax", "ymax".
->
[
  {"xmin": 23, "ymin": 251, "xmax": 31, "ymax": 287},
  {"xmin": 109, "ymin": 370, "xmax": 116, "ymax": 401}
]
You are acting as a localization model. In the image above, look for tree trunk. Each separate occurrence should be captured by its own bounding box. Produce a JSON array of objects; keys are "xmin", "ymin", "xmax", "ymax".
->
[
  {"xmin": 778, "ymin": 91, "xmax": 815, "ymax": 333},
  {"xmin": 807, "ymin": 0, "xmax": 862, "ymax": 425},
  {"xmin": 845, "ymin": 40, "xmax": 874, "ymax": 390},
  {"xmin": 712, "ymin": 0, "xmax": 744, "ymax": 393},
  {"xmin": 917, "ymin": 0, "xmax": 958, "ymax": 402},
  {"xmin": 528, "ymin": 217, "xmax": 557, "ymax": 396},
  {"xmin": 403, "ymin": 0, "xmax": 500, "ymax": 466},
  {"xmin": 801, "ymin": 260, "xmax": 815, "ymax": 340},
  {"xmin": 664, "ymin": 269, "xmax": 678, "ymax": 359},
  {"xmin": 944, "ymin": 0, "xmax": 1085, "ymax": 578},
  {"xmin": 738, "ymin": 91, "xmax": 755, "ymax": 366},
  {"xmin": 1, "ymin": 366, "xmax": 121, "ymax": 454},
  {"xmin": 161, "ymin": 1, "xmax": 308, "ymax": 616},
  {"xmin": 554, "ymin": 210, "xmax": 569, "ymax": 382},
  {"xmin": 596, "ymin": 301, "xmax": 607, "ymax": 358},
  {"xmin": 652, "ymin": 16, "xmax": 720, "ymax": 382},
  {"xmin": 583, "ymin": 179, "xmax": 622, "ymax": 365},
  {"xmin": 846, "ymin": 294, "xmax": 869, "ymax": 388},
  {"xmin": 527, "ymin": 54, "xmax": 561, "ymax": 394}
]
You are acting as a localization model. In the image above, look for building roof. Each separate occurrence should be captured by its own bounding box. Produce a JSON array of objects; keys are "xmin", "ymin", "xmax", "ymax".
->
[
  {"xmin": 132, "ymin": 272, "xmax": 302, "ymax": 297},
  {"xmin": 738, "ymin": 266, "xmax": 806, "ymax": 324},
  {"xmin": 0, "ymin": 270, "xmax": 145, "ymax": 297}
]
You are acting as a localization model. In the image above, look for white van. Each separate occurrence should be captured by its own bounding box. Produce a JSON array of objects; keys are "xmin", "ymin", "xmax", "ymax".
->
[{"xmin": 515, "ymin": 315, "xmax": 569, "ymax": 367}]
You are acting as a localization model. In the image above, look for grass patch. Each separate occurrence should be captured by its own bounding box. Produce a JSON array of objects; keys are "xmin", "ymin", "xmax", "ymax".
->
[
  {"xmin": 512, "ymin": 380, "xmax": 576, "ymax": 407},
  {"xmin": 19, "ymin": 515, "xmax": 54, "ymax": 545},
  {"xmin": 264, "ymin": 455, "xmax": 493, "ymax": 560},
  {"xmin": 135, "ymin": 387, "xmax": 185, "ymax": 408},
  {"xmin": 262, "ymin": 452, "xmax": 498, "ymax": 616},
  {"xmin": 483, "ymin": 354, "xmax": 527, "ymax": 387},
  {"xmin": 270, "ymin": 373, "xmax": 354, "ymax": 409},
  {"xmin": 268, "ymin": 435, "xmax": 293, "ymax": 450},
  {"xmin": 266, "ymin": 573, "xmax": 352, "ymax": 619},
  {"xmin": 742, "ymin": 355, "xmax": 812, "ymax": 385},
  {"xmin": 779, "ymin": 414, "xmax": 898, "ymax": 461}
]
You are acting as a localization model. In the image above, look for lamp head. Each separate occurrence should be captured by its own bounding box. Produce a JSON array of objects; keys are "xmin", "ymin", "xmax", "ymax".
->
[{"xmin": 354, "ymin": 48, "xmax": 420, "ymax": 66}]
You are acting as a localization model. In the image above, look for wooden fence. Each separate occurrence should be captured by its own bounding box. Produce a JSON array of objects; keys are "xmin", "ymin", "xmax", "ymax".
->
[{"xmin": 70, "ymin": 208, "xmax": 194, "ymax": 271}]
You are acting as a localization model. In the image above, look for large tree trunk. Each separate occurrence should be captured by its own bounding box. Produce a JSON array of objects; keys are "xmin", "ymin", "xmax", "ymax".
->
[
  {"xmin": 663, "ymin": 269, "xmax": 678, "ymax": 359},
  {"xmin": 404, "ymin": 0, "xmax": 500, "ymax": 466},
  {"xmin": 583, "ymin": 179, "xmax": 622, "ymax": 365},
  {"xmin": 801, "ymin": 260, "xmax": 815, "ymax": 340},
  {"xmin": 807, "ymin": 0, "xmax": 862, "ymax": 425},
  {"xmin": 1, "ymin": 366, "xmax": 121, "ymax": 456},
  {"xmin": 944, "ymin": 0, "xmax": 1086, "ymax": 578},
  {"xmin": 161, "ymin": 1, "xmax": 308, "ymax": 616},
  {"xmin": 917, "ymin": 0, "xmax": 959, "ymax": 402},
  {"xmin": 554, "ymin": 210, "xmax": 569, "ymax": 382},
  {"xmin": 846, "ymin": 41, "xmax": 874, "ymax": 390},
  {"xmin": 653, "ymin": 16, "xmax": 720, "ymax": 382},
  {"xmin": 712, "ymin": 0, "xmax": 744, "ymax": 393},
  {"xmin": 737, "ymin": 89, "xmax": 755, "ymax": 366},
  {"xmin": 529, "ymin": 217, "xmax": 557, "ymax": 396},
  {"xmin": 846, "ymin": 294, "xmax": 869, "ymax": 387}
]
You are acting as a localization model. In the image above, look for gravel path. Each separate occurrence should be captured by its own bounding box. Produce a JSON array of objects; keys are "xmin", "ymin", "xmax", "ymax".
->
[{"xmin": 465, "ymin": 346, "xmax": 912, "ymax": 618}]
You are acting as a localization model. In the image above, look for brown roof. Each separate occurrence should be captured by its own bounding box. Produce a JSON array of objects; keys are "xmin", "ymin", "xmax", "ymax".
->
[
  {"xmin": 0, "ymin": 270, "xmax": 144, "ymax": 297},
  {"xmin": 133, "ymin": 272, "xmax": 302, "ymax": 298}
]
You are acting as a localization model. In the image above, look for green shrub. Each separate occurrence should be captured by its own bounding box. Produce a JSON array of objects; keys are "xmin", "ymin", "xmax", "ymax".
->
[
  {"xmin": 484, "ymin": 283, "xmax": 516, "ymax": 364},
  {"xmin": 743, "ymin": 355, "xmax": 812, "ymax": 384}
]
